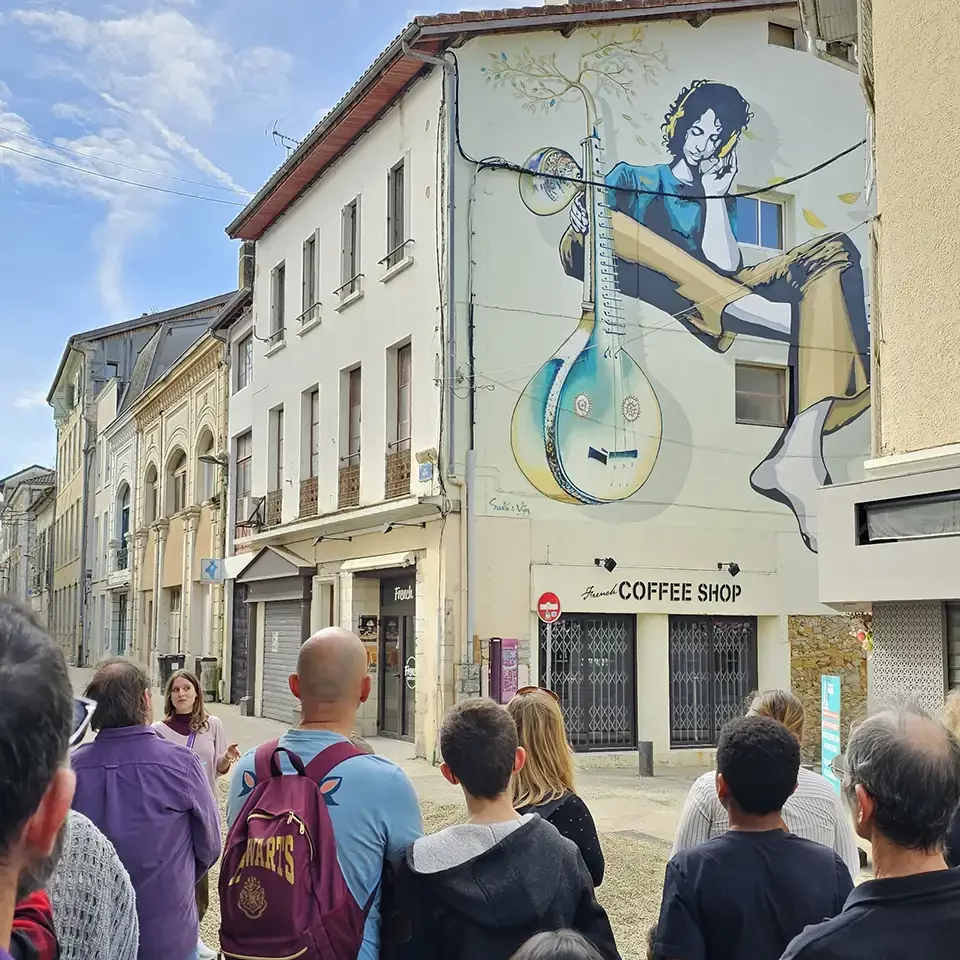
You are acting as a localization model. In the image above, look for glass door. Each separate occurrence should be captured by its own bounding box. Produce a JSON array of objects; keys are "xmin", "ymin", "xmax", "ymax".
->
[
  {"xmin": 402, "ymin": 615, "xmax": 415, "ymax": 738},
  {"xmin": 380, "ymin": 615, "xmax": 402, "ymax": 736}
]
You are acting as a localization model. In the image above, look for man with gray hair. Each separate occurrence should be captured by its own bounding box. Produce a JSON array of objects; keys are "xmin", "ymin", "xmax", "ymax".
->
[{"xmin": 781, "ymin": 703, "xmax": 960, "ymax": 958}]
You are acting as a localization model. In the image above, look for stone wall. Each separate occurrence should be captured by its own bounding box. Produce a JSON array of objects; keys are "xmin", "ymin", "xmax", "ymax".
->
[{"xmin": 789, "ymin": 615, "xmax": 868, "ymax": 764}]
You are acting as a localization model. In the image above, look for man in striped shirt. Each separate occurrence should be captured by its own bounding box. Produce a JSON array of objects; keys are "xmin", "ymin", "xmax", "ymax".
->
[{"xmin": 672, "ymin": 690, "xmax": 860, "ymax": 879}]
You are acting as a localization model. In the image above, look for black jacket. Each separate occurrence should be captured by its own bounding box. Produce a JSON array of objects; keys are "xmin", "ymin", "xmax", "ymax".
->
[
  {"xmin": 518, "ymin": 793, "xmax": 605, "ymax": 888},
  {"xmin": 381, "ymin": 816, "xmax": 619, "ymax": 960}
]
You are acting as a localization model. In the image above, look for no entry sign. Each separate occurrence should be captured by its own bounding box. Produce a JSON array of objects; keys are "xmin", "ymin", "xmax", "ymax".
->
[{"xmin": 537, "ymin": 592, "xmax": 561, "ymax": 624}]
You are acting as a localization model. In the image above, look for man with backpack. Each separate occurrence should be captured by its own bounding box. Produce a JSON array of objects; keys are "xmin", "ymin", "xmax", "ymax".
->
[
  {"xmin": 223, "ymin": 627, "xmax": 422, "ymax": 960},
  {"xmin": 381, "ymin": 699, "xmax": 618, "ymax": 960}
]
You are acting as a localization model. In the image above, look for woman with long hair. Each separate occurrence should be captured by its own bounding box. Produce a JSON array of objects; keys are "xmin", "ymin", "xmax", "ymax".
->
[
  {"xmin": 507, "ymin": 688, "xmax": 604, "ymax": 887},
  {"xmin": 940, "ymin": 689, "xmax": 960, "ymax": 867},
  {"xmin": 672, "ymin": 689, "xmax": 861, "ymax": 879},
  {"xmin": 154, "ymin": 670, "xmax": 239, "ymax": 960}
]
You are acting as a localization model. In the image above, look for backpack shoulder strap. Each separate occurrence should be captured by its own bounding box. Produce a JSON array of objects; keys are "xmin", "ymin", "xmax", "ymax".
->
[
  {"xmin": 254, "ymin": 739, "xmax": 281, "ymax": 782},
  {"xmin": 303, "ymin": 740, "xmax": 364, "ymax": 783}
]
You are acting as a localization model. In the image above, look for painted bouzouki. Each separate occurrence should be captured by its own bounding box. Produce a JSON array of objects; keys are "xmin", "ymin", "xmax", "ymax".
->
[{"xmin": 513, "ymin": 96, "xmax": 662, "ymax": 505}]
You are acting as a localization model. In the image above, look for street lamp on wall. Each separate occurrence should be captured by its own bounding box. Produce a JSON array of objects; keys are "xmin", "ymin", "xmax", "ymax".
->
[
  {"xmin": 594, "ymin": 557, "xmax": 617, "ymax": 573},
  {"xmin": 717, "ymin": 561, "xmax": 741, "ymax": 578}
]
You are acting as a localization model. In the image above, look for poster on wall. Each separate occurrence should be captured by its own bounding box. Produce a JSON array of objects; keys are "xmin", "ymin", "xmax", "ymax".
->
[
  {"xmin": 357, "ymin": 616, "xmax": 378, "ymax": 641},
  {"xmin": 821, "ymin": 675, "xmax": 842, "ymax": 794}
]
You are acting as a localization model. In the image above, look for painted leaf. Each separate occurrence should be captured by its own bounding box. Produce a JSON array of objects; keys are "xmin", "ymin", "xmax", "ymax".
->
[
  {"xmin": 802, "ymin": 209, "xmax": 827, "ymax": 229},
  {"xmin": 742, "ymin": 130, "xmax": 760, "ymax": 141},
  {"xmin": 768, "ymin": 177, "xmax": 786, "ymax": 185},
  {"xmin": 837, "ymin": 191, "xmax": 861, "ymax": 204},
  {"xmin": 501, "ymin": 52, "xmax": 508, "ymax": 61}
]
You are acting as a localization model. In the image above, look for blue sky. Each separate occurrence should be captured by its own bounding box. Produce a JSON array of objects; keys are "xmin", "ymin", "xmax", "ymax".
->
[{"xmin": 0, "ymin": 0, "xmax": 529, "ymax": 478}]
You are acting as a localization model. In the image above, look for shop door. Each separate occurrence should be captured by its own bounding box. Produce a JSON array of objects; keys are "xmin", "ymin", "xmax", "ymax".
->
[
  {"xmin": 539, "ymin": 614, "xmax": 637, "ymax": 751},
  {"xmin": 379, "ymin": 576, "xmax": 416, "ymax": 740},
  {"xmin": 230, "ymin": 584, "xmax": 251, "ymax": 704},
  {"xmin": 261, "ymin": 599, "xmax": 306, "ymax": 724},
  {"xmin": 668, "ymin": 615, "xmax": 758, "ymax": 747}
]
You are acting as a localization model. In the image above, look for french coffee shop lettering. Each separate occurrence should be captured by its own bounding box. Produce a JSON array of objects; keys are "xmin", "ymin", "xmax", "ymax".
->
[
  {"xmin": 393, "ymin": 584, "xmax": 415, "ymax": 603},
  {"xmin": 581, "ymin": 580, "xmax": 743, "ymax": 603}
]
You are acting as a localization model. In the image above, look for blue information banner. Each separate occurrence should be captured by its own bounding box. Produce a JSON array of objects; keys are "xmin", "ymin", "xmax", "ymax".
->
[{"xmin": 821, "ymin": 674, "xmax": 842, "ymax": 794}]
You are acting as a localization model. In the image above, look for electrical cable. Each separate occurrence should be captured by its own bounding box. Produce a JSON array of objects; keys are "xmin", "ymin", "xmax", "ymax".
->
[
  {"xmin": 446, "ymin": 50, "xmax": 866, "ymax": 201},
  {"xmin": 0, "ymin": 142, "xmax": 246, "ymax": 205},
  {"xmin": 0, "ymin": 124, "xmax": 250, "ymax": 195}
]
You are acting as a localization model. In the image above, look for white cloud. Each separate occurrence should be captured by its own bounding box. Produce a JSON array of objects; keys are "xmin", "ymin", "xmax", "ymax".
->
[
  {"xmin": 13, "ymin": 390, "xmax": 48, "ymax": 410},
  {"xmin": 5, "ymin": 7, "xmax": 291, "ymax": 317}
]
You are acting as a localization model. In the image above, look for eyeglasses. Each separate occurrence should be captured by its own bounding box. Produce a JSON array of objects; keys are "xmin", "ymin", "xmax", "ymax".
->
[
  {"xmin": 71, "ymin": 697, "xmax": 97, "ymax": 747},
  {"xmin": 515, "ymin": 686, "xmax": 560, "ymax": 704},
  {"xmin": 829, "ymin": 753, "xmax": 847, "ymax": 781}
]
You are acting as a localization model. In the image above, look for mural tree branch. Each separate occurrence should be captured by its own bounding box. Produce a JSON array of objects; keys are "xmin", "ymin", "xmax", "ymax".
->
[{"xmin": 481, "ymin": 27, "xmax": 667, "ymax": 135}]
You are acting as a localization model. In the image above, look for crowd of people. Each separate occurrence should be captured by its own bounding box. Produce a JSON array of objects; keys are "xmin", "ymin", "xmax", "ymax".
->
[{"xmin": 0, "ymin": 596, "xmax": 959, "ymax": 960}]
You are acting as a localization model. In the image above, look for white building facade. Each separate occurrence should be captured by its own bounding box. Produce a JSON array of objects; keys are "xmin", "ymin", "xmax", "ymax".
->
[{"xmin": 225, "ymin": 0, "xmax": 871, "ymax": 763}]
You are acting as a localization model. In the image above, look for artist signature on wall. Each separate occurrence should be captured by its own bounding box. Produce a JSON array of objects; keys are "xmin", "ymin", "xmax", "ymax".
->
[{"xmin": 489, "ymin": 498, "xmax": 532, "ymax": 517}]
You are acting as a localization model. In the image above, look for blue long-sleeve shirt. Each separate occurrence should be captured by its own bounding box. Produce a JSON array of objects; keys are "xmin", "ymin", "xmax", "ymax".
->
[{"xmin": 72, "ymin": 726, "xmax": 221, "ymax": 960}]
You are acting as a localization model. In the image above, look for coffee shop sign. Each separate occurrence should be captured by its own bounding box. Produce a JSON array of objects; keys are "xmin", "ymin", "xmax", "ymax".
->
[{"xmin": 582, "ymin": 580, "xmax": 743, "ymax": 604}]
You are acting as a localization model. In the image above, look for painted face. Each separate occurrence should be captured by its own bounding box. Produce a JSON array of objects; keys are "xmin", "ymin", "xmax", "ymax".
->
[
  {"xmin": 171, "ymin": 677, "xmax": 197, "ymax": 715},
  {"xmin": 683, "ymin": 109, "xmax": 724, "ymax": 167}
]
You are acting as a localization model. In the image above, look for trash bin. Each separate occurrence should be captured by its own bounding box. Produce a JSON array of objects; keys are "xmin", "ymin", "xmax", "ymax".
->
[
  {"xmin": 157, "ymin": 653, "xmax": 186, "ymax": 689},
  {"xmin": 195, "ymin": 657, "xmax": 219, "ymax": 702}
]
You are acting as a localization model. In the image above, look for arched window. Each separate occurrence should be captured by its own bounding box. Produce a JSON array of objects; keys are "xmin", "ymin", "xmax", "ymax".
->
[
  {"xmin": 167, "ymin": 449, "xmax": 187, "ymax": 516},
  {"xmin": 118, "ymin": 484, "xmax": 131, "ymax": 539},
  {"xmin": 197, "ymin": 430, "xmax": 216, "ymax": 502},
  {"xmin": 144, "ymin": 464, "xmax": 159, "ymax": 524}
]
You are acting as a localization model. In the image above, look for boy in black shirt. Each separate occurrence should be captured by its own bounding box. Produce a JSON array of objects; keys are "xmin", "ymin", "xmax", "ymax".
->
[{"xmin": 654, "ymin": 716, "xmax": 852, "ymax": 960}]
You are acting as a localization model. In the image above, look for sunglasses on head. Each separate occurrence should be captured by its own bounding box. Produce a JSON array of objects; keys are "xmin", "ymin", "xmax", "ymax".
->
[
  {"xmin": 71, "ymin": 697, "xmax": 97, "ymax": 747},
  {"xmin": 515, "ymin": 686, "xmax": 560, "ymax": 704}
]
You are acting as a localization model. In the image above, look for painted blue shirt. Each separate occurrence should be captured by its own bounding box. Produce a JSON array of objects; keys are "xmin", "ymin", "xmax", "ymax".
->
[
  {"xmin": 227, "ymin": 730, "xmax": 423, "ymax": 960},
  {"xmin": 606, "ymin": 161, "xmax": 739, "ymax": 260}
]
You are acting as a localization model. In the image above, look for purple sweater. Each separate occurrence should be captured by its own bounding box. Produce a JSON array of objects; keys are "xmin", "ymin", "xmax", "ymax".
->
[{"xmin": 71, "ymin": 726, "xmax": 221, "ymax": 960}]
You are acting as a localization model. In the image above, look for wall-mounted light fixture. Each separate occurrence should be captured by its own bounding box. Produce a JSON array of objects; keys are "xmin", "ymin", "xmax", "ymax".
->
[
  {"xmin": 717, "ymin": 561, "xmax": 741, "ymax": 578},
  {"xmin": 594, "ymin": 557, "xmax": 618, "ymax": 573},
  {"xmin": 382, "ymin": 521, "xmax": 427, "ymax": 534},
  {"xmin": 313, "ymin": 534, "xmax": 353, "ymax": 545}
]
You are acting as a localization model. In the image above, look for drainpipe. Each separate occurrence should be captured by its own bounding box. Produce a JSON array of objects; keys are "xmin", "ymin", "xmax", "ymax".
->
[
  {"xmin": 78, "ymin": 347, "xmax": 95, "ymax": 666},
  {"xmin": 402, "ymin": 43, "xmax": 476, "ymax": 684}
]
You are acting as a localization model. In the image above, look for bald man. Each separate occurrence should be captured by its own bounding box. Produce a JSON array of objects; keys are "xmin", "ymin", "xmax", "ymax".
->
[{"xmin": 227, "ymin": 628, "xmax": 422, "ymax": 960}]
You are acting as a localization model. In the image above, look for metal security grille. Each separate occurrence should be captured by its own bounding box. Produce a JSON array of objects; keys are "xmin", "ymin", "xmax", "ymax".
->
[
  {"xmin": 230, "ymin": 584, "xmax": 250, "ymax": 704},
  {"xmin": 261, "ymin": 600, "xmax": 305, "ymax": 724},
  {"xmin": 669, "ymin": 616, "xmax": 758, "ymax": 747},
  {"xmin": 946, "ymin": 602, "xmax": 960, "ymax": 690},
  {"xmin": 539, "ymin": 614, "xmax": 636, "ymax": 751}
]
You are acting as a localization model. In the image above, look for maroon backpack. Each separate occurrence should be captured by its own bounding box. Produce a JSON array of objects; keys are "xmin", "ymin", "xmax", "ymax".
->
[{"xmin": 219, "ymin": 739, "xmax": 371, "ymax": 960}]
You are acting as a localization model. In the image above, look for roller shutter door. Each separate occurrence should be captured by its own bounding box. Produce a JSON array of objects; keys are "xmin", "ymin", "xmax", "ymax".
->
[{"xmin": 261, "ymin": 600, "xmax": 305, "ymax": 724}]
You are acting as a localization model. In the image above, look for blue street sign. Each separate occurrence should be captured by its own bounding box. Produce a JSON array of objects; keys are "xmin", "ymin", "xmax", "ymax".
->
[
  {"xmin": 418, "ymin": 462, "xmax": 434, "ymax": 482},
  {"xmin": 821, "ymin": 675, "xmax": 842, "ymax": 794},
  {"xmin": 201, "ymin": 558, "xmax": 224, "ymax": 583}
]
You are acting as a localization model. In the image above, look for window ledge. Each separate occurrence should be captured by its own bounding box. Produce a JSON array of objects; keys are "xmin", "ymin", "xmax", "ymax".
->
[
  {"xmin": 380, "ymin": 255, "xmax": 414, "ymax": 284},
  {"xmin": 335, "ymin": 288, "xmax": 364, "ymax": 313},
  {"xmin": 735, "ymin": 418, "xmax": 788, "ymax": 429},
  {"xmin": 265, "ymin": 338, "xmax": 287, "ymax": 358},
  {"xmin": 297, "ymin": 316, "xmax": 322, "ymax": 337}
]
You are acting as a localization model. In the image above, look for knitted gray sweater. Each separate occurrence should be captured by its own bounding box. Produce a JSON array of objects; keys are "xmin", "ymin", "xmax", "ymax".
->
[{"xmin": 47, "ymin": 811, "xmax": 139, "ymax": 960}]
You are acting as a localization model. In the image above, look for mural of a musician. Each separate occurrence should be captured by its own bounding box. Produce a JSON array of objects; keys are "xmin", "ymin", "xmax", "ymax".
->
[{"xmin": 512, "ymin": 75, "xmax": 870, "ymax": 554}]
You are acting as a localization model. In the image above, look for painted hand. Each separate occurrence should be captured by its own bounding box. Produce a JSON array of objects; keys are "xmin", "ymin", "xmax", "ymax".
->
[
  {"xmin": 700, "ymin": 149, "xmax": 738, "ymax": 197},
  {"xmin": 570, "ymin": 192, "xmax": 589, "ymax": 235}
]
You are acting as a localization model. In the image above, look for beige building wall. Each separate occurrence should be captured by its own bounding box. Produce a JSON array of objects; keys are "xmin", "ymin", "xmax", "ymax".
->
[
  {"xmin": 132, "ymin": 335, "xmax": 228, "ymax": 681},
  {"xmin": 871, "ymin": 0, "xmax": 960, "ymax": 457}
]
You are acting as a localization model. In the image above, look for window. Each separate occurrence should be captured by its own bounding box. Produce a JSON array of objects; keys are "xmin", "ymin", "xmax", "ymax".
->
[
  {"xmin": 169, "ymin": 586, "xmax": 182, "ymax": 653},
  {"xmin": 347, "ymin": 368, "xmax": 361, "ymax": 464},
  {"xmin": 395, "ymin": 344, "xmax": 412, "ymax": 453},
  {"xmin": 857, "ymin": 490, "xmax": 960, "ymax": 544},
  {"xmin": 197, "ymin": 431, "xmax": 216, "ymax": 501},
  {"xmin": 735, "ymin": 363, "xmax": 787, "ymax": 427},
  {"xmin": 734, "ymin": 196, "xmax": 784, "ymax": 251},
  {"xmin": 237, "ymin": 334, "xmax": 253, "ymax": 391},
  {"xmin": 119, "ymin": 485, "xmax": 131, "ymax": 539},
  {"xmin": 301, "ymin": 232, "xmax": 320, "ymax": 325},
  {"xmin": 271, "ymin": 407, "xmax": 284, "ymax": 490},
  {"xmin": 236, "ymin": 431, "xmax": 253, "ymax": 505},
  {"xmin": 104, "ymin": 443, "xmax": 111, "ymax": 483},
  {"xmin": 768, "ymin": 22, "xmax": 797, "ymax": 48},
  {"xmin": 93, "ymin": 516, "xmax": 100, "ymax": 578},
  {"xmin": 168, "ymin": 450, "xmax": 187, "ymax": 515},
  {"xmin": 669, "ymin": 616, "xmax": 758, "ymax": 747},
  {"xmin": 145, "ymin": 464, "xmax": 159, "ymax": 524},
  {"xmin": 340, "ymin": 198, "xmax": 361, "ymax": 298},
  {"xmin": 270, "ymin": 262, "xmax": 286, "ymax": 343},
  {"xmin": 309, "ymin": 389, "xmax": 320, "ymax": 478},
  {"xmin": 386, "ymin": 160, "xmax": 406, "ymax": 269}
]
